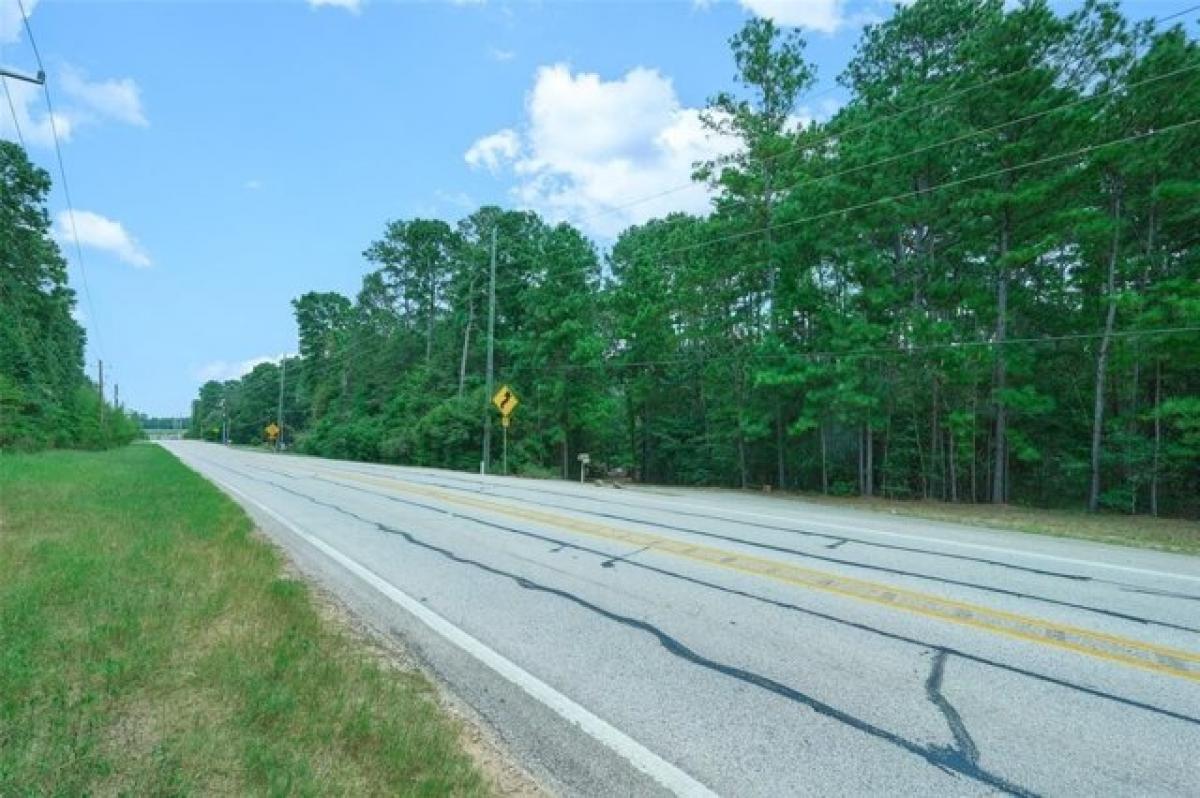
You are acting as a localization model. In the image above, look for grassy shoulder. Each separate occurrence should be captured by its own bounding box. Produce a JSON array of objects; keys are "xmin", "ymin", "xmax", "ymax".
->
[
  {"xmin": 780, "ymin": 492, "xmax": 1200, "ymax": 555},
  {"xmin": 0, "ymin": 444, "xmax": 489, "ymax": 796}
]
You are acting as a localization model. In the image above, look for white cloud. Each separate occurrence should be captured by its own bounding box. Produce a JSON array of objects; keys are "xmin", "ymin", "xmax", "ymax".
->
[
  {"xmin": 464, "ymin": 128, "xmax": 520, "ymax": 174},
  {"xmin": 55, "ymin": 210, "xmax": 152, "ymax": 269},
  {"xmin": 465, "ymin": 63, "xmax": 739, "ymax": 238},
  {"xmin": 488, "ymin": 47, "xmax": 516, "ymax": 62},
  {"xmin": 304, "ymin": 0, "xmax": 360, "ymax": 12},
  {"xmin": 307, "ymin": 0, "xmax": 362, "ymax": 11},
  {"xmin": 740, "ymin": 0, "xmax": 846, "ymax": 33},
  {"xmin": 434, "ymin": 188, "xmax": 476, "ymax": 210},
  {"xmin": 195, "ymin": 353, "xmax": 293, "ymax": 383},
  {"xmin": 60, "ymin": 66, "xmax": 148, "ymax": 127},
  {"xmin": 0, "ymin": 0, "xmax": 39, "ymax": 45}
]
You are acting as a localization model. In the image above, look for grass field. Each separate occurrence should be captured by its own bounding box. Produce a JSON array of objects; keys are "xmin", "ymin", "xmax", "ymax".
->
[
  {"xmin": 788, "ymin": 493, "xmax": 1200, "ymax": 555},
  {"xmin": 0, "ymin": 444, "xmax": 489, "ymax": 796}
]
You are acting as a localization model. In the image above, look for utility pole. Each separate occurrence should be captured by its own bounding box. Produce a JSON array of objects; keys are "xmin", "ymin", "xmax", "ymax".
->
[
  {"xmin": 97, "ymin": 360, "xmax": 104, "ymax": 428},
  {"xmin": 276, "ymin": 358, "xmax": 286, "ymax": 452},
  {"xmin": 482, "ymin": 225, "xmax": 497, "ymax": 474},
  {"xmin": 221, "ymin": 396, "xmax": 228, "ymax": 445},
  {"xmin": 114, "ymin": 383, "xmax": 119, "ymax": 411}
]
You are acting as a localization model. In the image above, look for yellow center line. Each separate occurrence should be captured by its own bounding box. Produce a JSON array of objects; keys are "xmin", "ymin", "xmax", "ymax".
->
[{"xmin": 314, "ymin": 465, "xmax": 1200, "ymax": 682}]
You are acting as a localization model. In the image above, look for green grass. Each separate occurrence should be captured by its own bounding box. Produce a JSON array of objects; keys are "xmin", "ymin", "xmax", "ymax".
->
[
  {"xmin": 0, "ymin": 445, "xmax": 489, "ymax": 796},
  {"xmin": 785, "ymin": 493, "xmax": 1200, "ymax": 555}
]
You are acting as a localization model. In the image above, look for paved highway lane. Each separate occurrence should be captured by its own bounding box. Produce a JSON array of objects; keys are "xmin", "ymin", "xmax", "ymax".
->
[{"xmin": 162, "ymin": 441, "xmax": 1200, "ymax": 797}]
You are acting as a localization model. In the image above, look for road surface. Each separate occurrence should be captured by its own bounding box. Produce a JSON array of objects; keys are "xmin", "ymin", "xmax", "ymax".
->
[{"xmin": 163, "ymin": 441, "xmax": 1200, "ymax": 797}]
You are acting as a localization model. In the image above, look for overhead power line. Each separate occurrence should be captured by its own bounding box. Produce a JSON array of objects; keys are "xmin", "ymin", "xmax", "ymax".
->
[
  {"xmin": 553, "ymin": 1, "xmax": 1200, "ymax": 232},
  {"xmin": 646, "ymin": 115, "xmax": 1200, "ymax": 260},
  {"xmin": 220, "ymin": 325, "xmax": 1200, "ymax": 389},
  {"xmin": 479, "ymin": 86, "xmax": 1198, "ymax": 294},
  {"xmin": 15, "ymin": 0, "xmax": 106, "ymax": 361},
  {"xmin": 2, "ymin": 77, "xmax": 24, "ymax": 147},
  {"xmin": 266, "ymin": 106, "xmax": 1200, "ymax": 385}
]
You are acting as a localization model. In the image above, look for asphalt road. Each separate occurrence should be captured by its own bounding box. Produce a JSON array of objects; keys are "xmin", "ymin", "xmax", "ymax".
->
[{"xmin": 163, "ymin": 441, "xmax": 1200, "ymax": 797}]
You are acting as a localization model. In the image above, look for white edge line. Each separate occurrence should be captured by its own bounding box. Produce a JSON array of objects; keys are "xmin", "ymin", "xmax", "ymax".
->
[{"xmin": 205, "ymin": 471, "xmax": 718, "ymax": 798}]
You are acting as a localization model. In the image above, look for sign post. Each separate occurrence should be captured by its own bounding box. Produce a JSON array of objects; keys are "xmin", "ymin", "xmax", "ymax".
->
[
  {"xmin": 501, "ymin": 414, "xmax": 510, "ymax": 474},
  {"xmin": 577, "ymin": 452, "xmax": 590, "ymax": 484}
]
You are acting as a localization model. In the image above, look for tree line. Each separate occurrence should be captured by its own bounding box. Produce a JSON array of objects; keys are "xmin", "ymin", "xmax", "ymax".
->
[
  {"xmin": 189, "ymin": 0, "xmax": 1200, "ymax": 517},
  {"xmin": 0, "ymin": 141, "xmax": 138, "ymax": 451}
]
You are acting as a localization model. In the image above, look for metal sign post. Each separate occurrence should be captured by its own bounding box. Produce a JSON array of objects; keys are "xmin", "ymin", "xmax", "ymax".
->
[
  {"xmin": 501, "ymin": 415, "xmax": 510, "ymax": 475},
  {"xmin": 578, "ymin": 452, "xmax": 590, "ymax": 484}
]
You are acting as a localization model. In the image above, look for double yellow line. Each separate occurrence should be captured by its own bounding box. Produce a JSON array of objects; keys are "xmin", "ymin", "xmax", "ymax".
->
[{"xmin": 320, "ymin": 467, "xmax": 1200, "ymax": 683}]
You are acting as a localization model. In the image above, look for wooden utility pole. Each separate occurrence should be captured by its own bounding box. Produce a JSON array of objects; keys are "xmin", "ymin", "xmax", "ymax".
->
[
  {"xmin": 276, "ymin": 358, "xmax": 286, "ymax": 452},
  {"xmin": 482, "ymin": 225, "xmax": 497, "ymax": 474},
  {"xmin": 98, "ymin": 360, "xmax": 105, "ymax": 427}
]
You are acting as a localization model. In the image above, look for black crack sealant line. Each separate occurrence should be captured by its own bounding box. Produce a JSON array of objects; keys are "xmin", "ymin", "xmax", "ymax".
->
[
  {"xmin": 204, "ymin": 459, "xmax": 1038, "ymax": 796},
  {"xmin": 301, "ymin": 467, "xmax": 1200, "ymax": 636},
  {"xmin": 925, "ymin": 651, "xmax": 981, "ymax": 772},
  {"xmin": 203, "ymin": 455, "xmax": 1200, "ymax": 731}
]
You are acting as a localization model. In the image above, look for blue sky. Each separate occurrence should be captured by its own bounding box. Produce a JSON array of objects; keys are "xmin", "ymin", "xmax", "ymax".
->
[{"xmin": 0, "ymin": 0, "xmax": 1188, "ymax": 416}]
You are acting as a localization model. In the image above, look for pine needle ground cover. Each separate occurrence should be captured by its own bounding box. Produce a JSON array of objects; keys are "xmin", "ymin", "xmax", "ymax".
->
[{"xmin": 0, "ymin": 444, "xmax": 488, "ymax": 796}]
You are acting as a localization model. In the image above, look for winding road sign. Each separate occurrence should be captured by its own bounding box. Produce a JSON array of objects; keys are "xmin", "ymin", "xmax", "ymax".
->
[{"xmin": 492, "ymin": 385, "xmax": 519, "ymax": 416}]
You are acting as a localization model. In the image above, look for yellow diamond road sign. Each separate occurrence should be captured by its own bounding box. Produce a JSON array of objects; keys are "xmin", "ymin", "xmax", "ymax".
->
[
  {"xmin": 492, "ymin": 385, "xmax": 519, "ymax": 416},
  {"xmin": 265, "ymin": 423, "xmax": 280, "ymax": 440}
]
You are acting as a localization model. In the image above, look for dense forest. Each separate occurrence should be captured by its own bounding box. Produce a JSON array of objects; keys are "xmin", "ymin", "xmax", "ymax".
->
[
  {"xmin": 0, "ymin": 141, "xmax": 138, "ymax": 450},
  {"xmin": 190, "ymin": 0, "xmax": 1200, "ymax": 517}
]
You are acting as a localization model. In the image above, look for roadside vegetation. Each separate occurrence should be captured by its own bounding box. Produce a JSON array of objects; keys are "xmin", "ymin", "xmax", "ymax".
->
[
  {"xmin": 0, "ymin": 444, "xmax": 488, "ymax": 795},
  {"xmin": 189, "ymin": 1, "xmax": 1199, "ymax": 522},
  {"xmin": 0, "ymin": 142, "xmax": 138, "ymax": 451}
]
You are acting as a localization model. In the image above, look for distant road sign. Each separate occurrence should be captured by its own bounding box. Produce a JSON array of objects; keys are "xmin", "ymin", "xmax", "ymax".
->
[
  {"xmin": 265, "ymin": 422, "xmax": 280, "ymax": 440},
  {"xmin": 501, "ymin": 415, "xmax": 511, "ymax": 428},
  {"xmin": 577, "ymin": 453, "xmax": 590, "ymax": 464},
  {"xmin": 492, "ymin": 385, "xmax": 519, "ymax": 416}
]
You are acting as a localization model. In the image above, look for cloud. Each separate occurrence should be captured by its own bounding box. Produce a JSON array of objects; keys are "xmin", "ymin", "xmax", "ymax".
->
[
  {"xmin": 465, "ymin": 63, "xmax": 739, "ymax": 238},
  {"xmin": 195, "ymin": 353, "xmax": 293, "ymax": 383},
  {"xmin": 55, "ymin": 210, "xmax": 152, "ymax": 269},
  {"xmin": 434, "ymin": 189, "xmax": 476, "ymax": 210},
  {"xmin": 307, "ymin": 0, "xmax": 362, "ymax": 11},
  {"xmin": 739, "ymin": 0, "xmax": 846, "ymax": 33},
  {"xmin": 60, "ymin": 66, "xmax": 148, "ymax": 127},
  {"xmin": 464, "ymin": 128, "xmax": 520, "ymax": 174},
  {"xmin": 488, "ymin": 47, "xmax": 516, "ymax": 62},
  {"xmin": 0, "ymin": 0, "xmax": 39, "ymax": 45}
]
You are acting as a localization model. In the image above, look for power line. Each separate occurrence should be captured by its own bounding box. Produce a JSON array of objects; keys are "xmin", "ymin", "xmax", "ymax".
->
[
  {"xmin": 484, "ymin": 87, "xmax": 1197, "ymax": 294},
  {"xmin": 218, "ymin": 324, "xmax": 1200, "ymax": 390},
  {"xmin": 258, "ymin": 106, "xmax": 1200, "ymax": 387},
  {"xmin": 15, "ymin": 0, "xmax": 106, "ymax": 361},
  {"xmin": 2, "ymin": 77, "xmax": 24, "ymax": 147},
  {"xmin": 547, "ymin": 1, "xmax": 1200, "ymax": 233},
  {"xmin": 482, "ymin": 61, "xmax": 1198, "ymax": 293},
  {"xmin": 645, "ymin": 114, "xmax": 1200, "ymax": 260}
]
